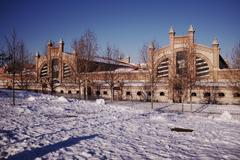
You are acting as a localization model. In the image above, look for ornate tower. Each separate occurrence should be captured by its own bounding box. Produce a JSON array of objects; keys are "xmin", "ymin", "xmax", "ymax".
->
[
  {"xmin": 212, "ymin": 38, "xmax": 220, "ymax": 81},
  {"xmin": 169, "ymin": 26, "xmax": 175, "ymax": 49},
  {"xmin": 188, "ymin": 25, "xmax": 195, "ymax": 44}
]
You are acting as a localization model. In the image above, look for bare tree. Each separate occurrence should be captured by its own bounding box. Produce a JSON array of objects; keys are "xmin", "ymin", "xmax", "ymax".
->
[
  {"xmin": 229, "ymin": 41, "xmax": 240, "ymax": 93},
  {"xmin": 4, "ymin": 31, "xmax": 30, "ymax": 105},
  {"xmin": 103, "ymin": 45, "xmax": 122, "ymax": 102},
  {"xmin": 14, "ymin": 42, "xmax": 34, "ymax": 90},
  {"xmin": 171, "ymin": 49, "xmax": 197, "ymax": 112},
  {"xmin": 72, "ymin": 30, "xmax": 98, "ymax": 100},
  {"xmin": 231, "ymin": 42, "xmax": 240, "ymax": 69},
  {"xmin": 140, "ymin": 41, "xmax": 159, "ymax": 109}
]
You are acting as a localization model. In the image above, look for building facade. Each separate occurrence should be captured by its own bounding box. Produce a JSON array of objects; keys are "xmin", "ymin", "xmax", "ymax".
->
[{"xmin": 6, "ymin": 25, "xmax": 240, "ymax": 104}]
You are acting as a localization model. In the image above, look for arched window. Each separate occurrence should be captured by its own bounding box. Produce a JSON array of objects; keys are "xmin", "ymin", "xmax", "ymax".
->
[
  {"xmin": 204, "ymin": 92, "xmax": 211, "ymax": 97},
  {"xmin": 76, "ymin": 91, "xmax": 80, "ymax": 94},
  {"xmin": 218, "ymin": 92, "xmax": 225, "ymax": 97},
  {"xmin": 196, "ymin": 56, "xmax": 209, "ymax": 77},
  {"xmin": 160, "ymin": 92, "xmax": 165, "ymax": 96},
  {"xmin": 233, "ymin": 93, "xmax": 240, "ymax": 97},
  {"xmin": 63, "ymin": 63, "xmax": 71, "ymax": 78},
  {"xmin": 157, "ymin": 58, "xmax": 169, "ymax": 78},
  {"xmin": 126, "ymin": 91, "xmax": 131, "ymax": 96},
  {"xmin": 68, "ymin": 90, "xmax": 72, "ymax": 94},
  {"xmin": 103, "ymin": 91, "xmax": 108, "ymax": 95},
  {"xmin": 137, "ymin": 91, "xmax": 141, "ymax": 96},
  {"xmin": 40, "ymin": 64, "xmax": 48, "ymax": 77},
  {"xmin": 60, "ymin": 90, "xmax": 64, "ymax": 94},
  {"xmin": 191, "ymin": 92, "xmax": 197, "ymax": 97},
  {"xmin": 96, "ymin": 91, "xmax": 100, "ymax": 96}
]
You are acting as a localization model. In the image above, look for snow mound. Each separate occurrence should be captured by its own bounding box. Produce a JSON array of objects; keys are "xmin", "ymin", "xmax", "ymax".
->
[
  {"xmin": 27, "ymin": 96, "xmax": 36, "ymax": 101},
  {"xmin": 16, "ymin": 108, "xmax": 25, "ymax": 114},
  {"xmin": 212, "ymin": 111, "xmax": 237, "ymax": 122},
  {"xmin": 56, "ymin": 96, "xmax": 68, "ymax": 102},
  {"xmin": 219, "ymin": 111, "xmax": 232, "ymax": 121},
  {"xmin": 150, "ymin": 115, "xmax": 166, "ymax": 122},
  {"xmin": 96, "ymin": 99, "xmax": 105, "ymax": 105}
]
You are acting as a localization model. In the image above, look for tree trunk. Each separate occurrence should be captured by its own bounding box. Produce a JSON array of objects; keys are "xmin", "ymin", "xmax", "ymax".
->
[
  {"xmin": 151, "ymin": 85, "xmax": 153, "ymax": 109},
  {"xmin": 190, "ymin": 88, "xmax": 193, "ymax": 112},
  {"xmin": 85, "ymin": 80, "xmax": 88, "ymax": 100},
  {"xmin": 12, "ymin": 72, "xmax": 15, "ymax": 105},
  {"xmin": 181, "ymin": 95, "xmax": 184, "ymax": 113},
  {"xmin": 78, "ymin": 80, "xmax": 81, "ymax": 100},
  {"xmin": 111, "ymin": 87, "xmax": 114, "ymax": 102}
]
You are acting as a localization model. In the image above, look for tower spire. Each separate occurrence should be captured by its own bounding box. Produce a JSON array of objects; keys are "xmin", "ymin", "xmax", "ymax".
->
[
  {"xmin": 169, "ymin": 26, "xmax": 175, "ymax": 34},
  {"xmin": 212, "ymin": 37, "xmax": 219, "ymax": 45},
  {"xmin": 188, "ymin": 25, "xmax": 195, "ymax": 32}
]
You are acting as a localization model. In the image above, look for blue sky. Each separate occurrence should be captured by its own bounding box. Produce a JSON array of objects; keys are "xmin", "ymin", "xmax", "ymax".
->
[{"xmin": 1, "ymin": 0, "xmax": 240, "ymax": 62}]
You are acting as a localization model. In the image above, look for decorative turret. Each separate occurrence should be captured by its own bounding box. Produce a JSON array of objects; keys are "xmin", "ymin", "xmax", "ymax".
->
[
  {"xmin": 169, "ymin": 26, "xmax": 175, "ymax": 34},
  {"xmin": 59, "ymin": 38, "xmax": 64, "ymax": 52},
  {"xmin": 35, "ymin": 51, "xmax": 40, "ymax": 58},
  {"xmin": 212, "ymin": 37, "xmax": 220, "ymax": 81},
  {"xmin": 59, "ymin": 38, "xmax": 64, "ymax": 44},
  {"xmin": 148, "ymin": 41, "xmax": 155, "ymax": 68},
  {"xmin": 188, "ymin": 25, "xmax": 195, "ymax": 44},
  {"xmin": 188, "ymin": 25, "xmax": 195, "ymax": 32},
  {"xmin": 48, "ymin": 40, "xmax": 52, "ymax": 47},
  {"xmin": 169, "ymin": 26, "xmax": 175, "ymax": 48},
  {"xmin": 212, "ymin": 37, "xmax": 219, "ymax": 48}
]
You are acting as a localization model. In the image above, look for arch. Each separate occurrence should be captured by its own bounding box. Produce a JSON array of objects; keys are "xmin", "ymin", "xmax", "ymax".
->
[
  {"xmin": 156, "ymin": 56, "xmax": 170, "ymax": 78},
  {"xmin": 160, "ymin": 92, "xmax": 165, "ymax": 96},
  {"xmin": 195, "ymin": 52, "xmax": 213, "ymax": 77},
  {"xmin": 195, "ymin": 53, "xmax": 212, "ymax": 78},
  {"xmin": 96, "ymin": 90, "xmax": 100, "ymax": 96},
  {"xmin": 39, "ymin": 58, "xmax": 74, "ymax": 80},
  {"xmin": 191, "ymin": 92, "xmax": 197, "ymax": 97},
  {"xmin": 195, "ymin": 56, "xmax": 209, "ymax": 77},
  {"xmin": 40, "ymin": 63, "xmax": 48, "ymax": 78},
  {"xmin": 204, "ymin": 92, "xmax": 211, "ymax": 97},
  {"xmin": 62, "ymin": 60, "xmax": 74, "ymax": 79},
  {"xmin": 137, "ymin": 91, "xmax": 141, "ymax": 96},
  {"xmin": 233, "ymin": 93, "xmax": 240, "ymax": 97},
  {"xmin": 218, "ymin": 92, "xmax": 225, "ymax": 97},
  {"xmin": 126, "ymin": 91, "xmax": 131, "ymax": 96},
  {"xmin": 63, "ymin": 63, "xmax": 72, "ymax": 78},
  {"xmin": 103, "ymin": 91, "xmax": 108, "ymax": 95}
]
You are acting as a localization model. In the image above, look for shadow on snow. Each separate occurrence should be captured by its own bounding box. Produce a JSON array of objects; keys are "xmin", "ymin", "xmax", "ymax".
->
[{"xmin": 8, "ymin": 134, "xmax": 99, "ymax": 160}]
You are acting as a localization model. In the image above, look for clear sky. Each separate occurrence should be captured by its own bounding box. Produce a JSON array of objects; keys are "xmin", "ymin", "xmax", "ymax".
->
[{"xmin": 1, "ymin": 0, "xmax": 240, "ymax": 63}]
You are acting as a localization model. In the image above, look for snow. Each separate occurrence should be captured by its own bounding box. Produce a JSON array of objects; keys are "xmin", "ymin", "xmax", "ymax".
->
[
  {"xmin": 96, "ymin": 98, "xmax": 105, "ymax": 105},
  {"xmin": 0, "ymin": 89, "xmax": 240, "ymax": 159},
  {"xmin": 115, "ymin": 68, "xmax": 134, "ymax": 72},
  {"xmin": 219, "ymin": 111, "xmax": 232, "ymax": 120},
  {"xmin": 27, "ymin": 96, "xmax": 36, "ymax": 101},
  {"xmin": 214, "ymin": 111, "xmax": 234, "ymax": 122},
  {"xmin": 55, "ymin": 96, "xmax": 68, "ymax": 102}
]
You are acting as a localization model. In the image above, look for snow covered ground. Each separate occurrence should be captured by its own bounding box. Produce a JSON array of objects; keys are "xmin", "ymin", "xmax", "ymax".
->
[{"xmin": 0, "ymin": 89, "xmax": 240, "ymax": 160}]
